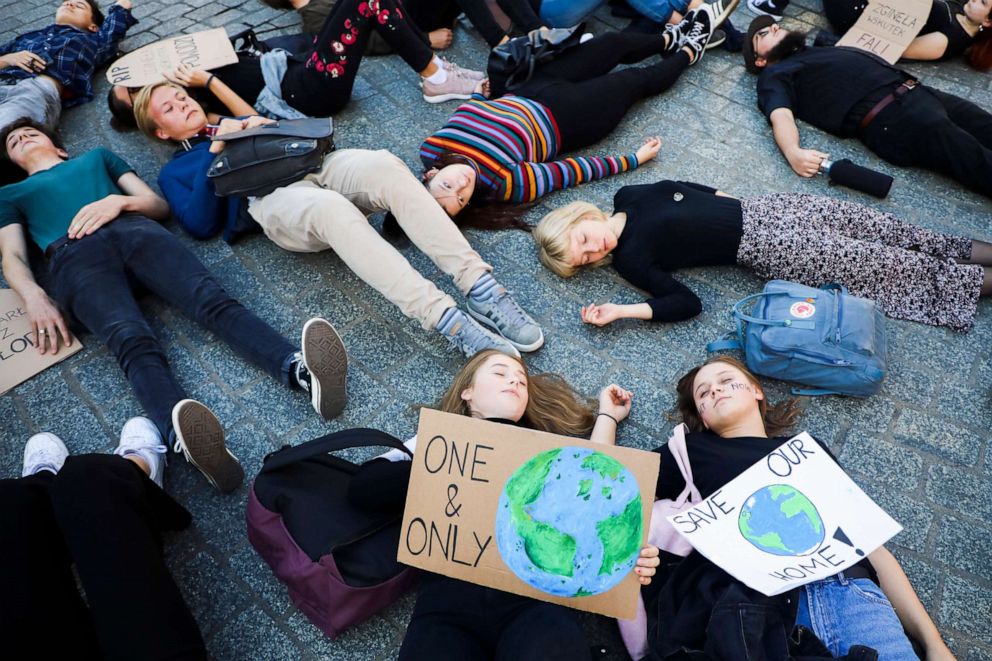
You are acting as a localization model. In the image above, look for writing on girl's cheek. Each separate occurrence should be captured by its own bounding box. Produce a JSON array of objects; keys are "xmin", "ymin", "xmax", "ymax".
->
[{"xmin": 729, "ymin": 382, "xmax": 752, "ymax": 392}]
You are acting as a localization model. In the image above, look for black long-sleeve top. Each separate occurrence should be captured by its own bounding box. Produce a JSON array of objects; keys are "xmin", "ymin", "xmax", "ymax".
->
[{"xmin": 610, "ymin": 180, "xmax": 744, "ymax": 323}]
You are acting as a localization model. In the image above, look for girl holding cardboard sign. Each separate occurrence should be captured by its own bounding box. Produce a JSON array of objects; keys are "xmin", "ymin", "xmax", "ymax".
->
[
  {"xmin": 348, "ymin": 350, "xmax": 660, "ymax": 660},
  {"xmin": 641, "ymin": 355, "xmax": 953, "ymax": 659}
]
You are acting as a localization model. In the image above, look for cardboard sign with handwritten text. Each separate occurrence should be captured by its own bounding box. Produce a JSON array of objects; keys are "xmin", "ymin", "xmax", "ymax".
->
[
  {"xmin": 836, "ymin": 0, "xmax": 930, "ymax": 64},
  {"xmin": 398, "ymin": 409, "xmax": 659, "ymax": 620},
  {"xmin": 667, "ymin": 432, "xmax": 902, "ymax": 596},
  {"xmin": 105, "ymin": 28, "xmax": 237, "ymax": 87},
  {"xmin": 0, "ymin": 289, "xmax": 82, "ymax": 395}
]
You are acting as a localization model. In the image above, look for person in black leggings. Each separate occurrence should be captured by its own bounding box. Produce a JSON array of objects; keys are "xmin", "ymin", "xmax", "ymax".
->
[
  {"xmin": 108, "ymin": 0, "xmax": 483, "ymax": 126},
  {"xmin": 420, "ymin": 6, "xmax": 731, "ymax": 225},
  {"xmin": 2, "ymin": 423, "xmax": 206, "ymax": 661},
  {"xmin": 347, "ymin": 350, "xmax": 659, "ymax": 660}
]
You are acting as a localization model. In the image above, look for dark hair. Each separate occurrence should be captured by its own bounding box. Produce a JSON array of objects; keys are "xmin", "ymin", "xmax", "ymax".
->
[
  {"xmin": 763, "ymin": 30, "xmax": 807, "ymax": 65},
  {"xmin": 424, "ymin": 151, "xmax": 533, "ymax": 231},
  {"xmin": 1, "ymin": 118, "xmax": 65, "ymax": 161},
  {"xmin": 107, "ymin": 87, "xmax": 138, "ymax": 130},
  {"xmin": 256, "ymin": 0, "xmax": 294, "ymax": 9},
  {"xmin": 82, "ymin": 0, "xmax": 105, "ymax": 27},
  {"xmin": 674, "ymin": 355, "xmax": 802, "ymax": 437},
  {"xmin": 969, "ymin": 23, "xmax": 992, "ymax": 72}
]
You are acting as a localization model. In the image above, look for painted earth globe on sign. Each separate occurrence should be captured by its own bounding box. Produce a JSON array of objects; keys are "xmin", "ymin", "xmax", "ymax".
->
[
  {"xmin": 495, "ymin": 447, "xmax": 642, "ymax": 597},
  {"xmin": 738, "ymin": 485, "xmax": 824, "ymax": 557}
]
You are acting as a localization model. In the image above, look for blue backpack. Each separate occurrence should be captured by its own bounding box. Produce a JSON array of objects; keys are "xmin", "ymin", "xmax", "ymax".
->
[{"xmin": 707, "ymin": 281, "xmax": 887, "ymax": 397}]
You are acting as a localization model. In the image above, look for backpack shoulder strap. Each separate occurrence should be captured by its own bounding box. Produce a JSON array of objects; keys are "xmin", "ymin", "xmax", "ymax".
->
[
  {"xmin": 260, "ymin": 428, "xmax": 411, "ymax": 473},
  {"xmin": 667, "ymin": 424, "xmax": 702, "ymax": 505}
]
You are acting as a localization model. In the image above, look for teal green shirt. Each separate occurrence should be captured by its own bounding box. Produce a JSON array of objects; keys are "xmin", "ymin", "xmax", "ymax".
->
[{"xmin": 0, "ymin": 148, "xmax": 134, "ymax": 252}]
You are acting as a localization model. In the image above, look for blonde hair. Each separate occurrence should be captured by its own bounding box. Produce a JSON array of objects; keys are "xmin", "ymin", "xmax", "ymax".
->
[
  {"xmin": 674, "ymin": 355, "xmax": 802, "ymax": 437},
  {"xmin": 132, "ymin": 81, "xmax": 182, "ymax": 141},
  {"xmin": 532, "ymin": 201, "xmax": 612, "ymax": 278},
  {"xmin": 436, "ymin": 350, "xmax": 596, "ymax": 437}
]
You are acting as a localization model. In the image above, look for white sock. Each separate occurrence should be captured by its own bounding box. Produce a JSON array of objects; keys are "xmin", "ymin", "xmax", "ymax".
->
[{"xmin": 424, "ymin": 56, "xmax": 448, "ymax": 84}]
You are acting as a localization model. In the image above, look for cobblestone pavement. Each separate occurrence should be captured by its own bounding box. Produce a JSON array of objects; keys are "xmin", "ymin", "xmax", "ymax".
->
[{"xmin": 2, "ymin": 0, "xmax": 991, "ymax": 658}]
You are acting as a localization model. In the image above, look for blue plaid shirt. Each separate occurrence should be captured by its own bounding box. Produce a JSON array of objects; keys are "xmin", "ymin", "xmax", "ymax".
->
[{"xmin": 0, "ymin": 4, "xmax": 136, "ymax": 107}]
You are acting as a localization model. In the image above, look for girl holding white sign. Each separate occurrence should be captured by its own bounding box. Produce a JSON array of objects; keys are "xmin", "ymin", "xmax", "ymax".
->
[
  {"xmin": 642, "ymin": 355, "xmax": 953, "ymax": 659},
  {"xmin": 348, "ymin": 350, "xmax": 661, "ymax": 660}
]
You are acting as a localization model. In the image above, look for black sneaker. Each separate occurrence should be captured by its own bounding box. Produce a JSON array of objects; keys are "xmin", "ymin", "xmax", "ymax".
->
[
  {"xmin": 300, "ymin": 318, "xmax": 348, "ymax": 420},
  {"xmin": 680, "ymin": 9, "xmax": 715, "ymax": 65},
  {"xmin": 708, "ymin": 28, "xmax": 727, "ymax": 50},
  {"xmin": 661, "ymin": 10, "xmax": 699, "ymax": 53},
  {"xmin": 171, "ymin": 400, "xmax": 243, "ymax": 494},
  {"xmin": 747, "ymin": 0, "xmax": 786, "ymax": 20}
]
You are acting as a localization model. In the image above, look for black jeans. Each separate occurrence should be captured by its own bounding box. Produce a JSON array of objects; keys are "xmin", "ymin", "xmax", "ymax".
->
[
  {"xmin": 399, "ymin": 573, "xmax": 591, "ymax": 661},
  {"xmin": 821, "ymin": 0, "xmax": 869, "ymax": 34},
  {"xmin": 282, "ymin": 0, "xmax": 434, "ymax": 116},
  {"xmin": 48, "ymin": 215, "xmax": 296, "ymax": 439},
  {"xmin": 515, "ymin": 32, "xmax": 690, "ymax": 150},
  {"xmin": 0, "ymin": 455, "xmax": 205, "ymax": 661},
  {"xmin": 860, "ymin": 85, "xmax": 992, "ymax": 199}
]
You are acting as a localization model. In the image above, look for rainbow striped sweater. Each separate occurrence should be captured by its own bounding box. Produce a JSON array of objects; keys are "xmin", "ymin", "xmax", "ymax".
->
[{"xmin": 420, "ymin": 94, "xmax": 639, "ymax": 203}]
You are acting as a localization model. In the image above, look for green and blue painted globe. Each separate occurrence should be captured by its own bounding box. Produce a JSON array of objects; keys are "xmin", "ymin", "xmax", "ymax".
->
[
  {"xmin": 495, "ymin": 447, "xmax": 642, "ymax": 597},
  {"xmin": 739, "ymin": 485, "xmax": 824, "ymax": 556}
]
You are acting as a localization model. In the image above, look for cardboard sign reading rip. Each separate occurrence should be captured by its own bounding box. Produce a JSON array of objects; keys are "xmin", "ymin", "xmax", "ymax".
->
[
  {"xmin": 836, "ymin": 0, "xmax": 930, "ymax": 64},
  {"xmin": 398, "ymin": 409, "xmax": 660, "ymax": 620},
  {"xmin": 0, "ymin": 289, "xmax": 82, "ymax": 396},
  {"xmin": 106, "ymin": 28, "xmax": 238, "ymax": 87}
]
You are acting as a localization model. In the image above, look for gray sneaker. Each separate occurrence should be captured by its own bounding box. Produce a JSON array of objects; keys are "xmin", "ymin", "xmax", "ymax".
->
[
  {"xmin": 467, "ymin": 287, "xmax": 544, "ymax": 352},
  {"xmin": 442, "ymin": 308, "xmax": 521, "ymax": 358}
]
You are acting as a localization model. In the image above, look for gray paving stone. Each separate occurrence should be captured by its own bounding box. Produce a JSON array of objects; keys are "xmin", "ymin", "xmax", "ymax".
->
[
  {"xmin": 939, "ymin": 574, "xmax": 992, "ymax": 647},
  {"xmin": 934, "ymin": 517, "xmax": 992, "ymax": 583}
]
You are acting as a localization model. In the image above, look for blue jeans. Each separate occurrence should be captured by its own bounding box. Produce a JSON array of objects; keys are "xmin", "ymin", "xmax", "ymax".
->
[
  {"xmin": 49, "ymin": 215, "xmax": 296, "ymax": 438},
  {"xmin": 796, "ymin": 574, "xmax": 918, "ymax": 659},
  {"xmin": 539, "ymin": 0, "xmax": 605, "ymax": 27},
  {"xmin": 626, "ymin": 0, "xmax": 692, "ymax": 23}
]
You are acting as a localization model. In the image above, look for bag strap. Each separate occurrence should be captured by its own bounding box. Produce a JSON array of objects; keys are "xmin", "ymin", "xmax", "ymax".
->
[
  {"xmin": 732, "ymin": 291, "xmax": 817, "ymax": 330},
  {"xmin": 666, "ymin": 424, "xmax": 701, "ymax": 505},
  {"xmin": 790, "ymin": 387, "xmax": 842, "ymax": 397},
  {"xmin": 820, "ymin": 283, "xmax": 848, "ymax": 295},
  {"xmin": 706, "ymin": 338, "xmax": 742, "ymax": 352},
  {"xmin": 260, "ymin": 428, "xmax": 412, "ymax": 473}
]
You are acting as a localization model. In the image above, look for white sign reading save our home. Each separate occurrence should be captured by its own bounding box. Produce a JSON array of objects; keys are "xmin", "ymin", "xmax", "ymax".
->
[{"xmin": 666, "ymin": 433, "xmax": 902, "ymax": 596}]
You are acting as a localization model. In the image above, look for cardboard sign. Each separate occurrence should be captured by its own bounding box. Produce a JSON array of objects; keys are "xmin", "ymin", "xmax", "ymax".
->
[
  {"xmin": 836, "ymin": 0, "xmax": 930, "ymax": 64},
  {"xmin": 667, "ymin": 432, "xmax": 902, "ymax": 596},
  {"xmin": 398, "ymin": 409, "xmax": 660, "ymax": 620},
  {"xmin": 106, "ymin": 28, "xmax": 238, "ymax": 87},
  {"xmin": 0, "ymin": 289, "xmax": 82, "ymax": 395}
]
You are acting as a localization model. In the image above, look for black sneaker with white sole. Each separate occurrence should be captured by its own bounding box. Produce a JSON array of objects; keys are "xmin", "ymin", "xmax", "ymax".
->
[
  {"xmin": 299, "ymin": 318, "xmax": 348, "ymax": 420},
  {"xmin": 171, "ymin": 399, "xmax": 244, "ymax": 494},
  {"xmin": 747, "ymin": 0, "xmax": 786, "ymax": 20},
  {"xmin": 681, "ymin": 9, "xmax": 715, "ymax": 64}
]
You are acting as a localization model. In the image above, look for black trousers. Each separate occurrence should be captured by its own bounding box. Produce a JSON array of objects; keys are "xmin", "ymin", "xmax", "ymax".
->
[
  {"xmin": 0, "ymin": 455, "xmax": 206, "ymax": 661},
  {"xmin": 860, "ymin": 85, "xmax": 992, "ymax": 199},
  {"xmin": 515, "ymin": 32, "xmax": 690, "ymax": 150},
  {"xmin": 820, "ymin": 0, "xmax": 868, "ymax": 34},
  {"xmin": 399, "ymin": 574, "xmax": 591, "ymax": 661},
  {"xmin": 282, "ymin": 0, "xmax": 434, "ymax": 116}
]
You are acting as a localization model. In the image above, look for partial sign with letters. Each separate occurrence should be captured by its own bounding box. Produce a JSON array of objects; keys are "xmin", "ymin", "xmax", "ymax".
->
[
  {"xmin": 398, "ymin": 409, "xmax": 660, "ymax": 619},
  {"xmin": 0, "ymin": 289, "xmax": 82, "ymax": 396},
  {"xmin": 106, "ymin": 28, "xmax": 238, "ymax": 87},
  {"xmin": 836, "ymin": 0, "xmax": 930, "ymax": 64},
  {"xmin": 666, "ymin": 432, "xmax": 902, "ymax": 596}
]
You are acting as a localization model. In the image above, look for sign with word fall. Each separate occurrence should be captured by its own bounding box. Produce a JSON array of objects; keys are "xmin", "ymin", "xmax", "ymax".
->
[
  {"xmin": 0, "ymin": 289, "xmax": 81, "ymax": 396},
  {"xmin": 836, "ymin": 0, "xmax": 930, "ymax": 64},
  {"xmin": 106, "ymin": 28, "xmax": 238, "ymax": 87},
  {"xmin": 667, "ymin": 432, "xmax": 901, "ymax": 596},
  {"xmin": 398, "ymin": 409, "xmax": 660, "ymax": 619}
]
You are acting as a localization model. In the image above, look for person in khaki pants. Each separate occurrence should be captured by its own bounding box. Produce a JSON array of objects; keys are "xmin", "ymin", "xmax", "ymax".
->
[{"xmin": 135, "ymin": 82, "xmax": 543, "ymax": 358}]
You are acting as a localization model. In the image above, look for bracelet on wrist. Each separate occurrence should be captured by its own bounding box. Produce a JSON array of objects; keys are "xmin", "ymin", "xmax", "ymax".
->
[
  {"xmin": 205, "ymin": 74, "xmax": 216, "ymax": 90},
  {"xmin": 597, "ymin": 412, "xmax": 619, "ymax": 425}
]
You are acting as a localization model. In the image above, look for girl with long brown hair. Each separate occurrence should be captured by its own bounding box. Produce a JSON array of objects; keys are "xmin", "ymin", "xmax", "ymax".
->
[
  {"xmin": 646, "ymin": 355, "xmax": 953, "ymax": 659},
  {"xmin": 348, "ymin": 350, "xmax": 660, "ymax": 660}
]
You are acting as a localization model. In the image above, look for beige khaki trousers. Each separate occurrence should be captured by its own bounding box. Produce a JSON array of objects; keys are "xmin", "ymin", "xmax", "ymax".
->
[{"xmin": 248, "ymin": 149, "xmax": 491, "ymax": 329}]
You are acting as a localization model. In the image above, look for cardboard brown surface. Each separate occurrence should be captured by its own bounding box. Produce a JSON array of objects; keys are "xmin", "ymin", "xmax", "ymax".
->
[
  {"xmin": 0, "ymin": 289, "xmax": 82, "ymax": 396},
  {"xmin": 398, "ymin": 409, "xmax": 660, "ymax": 620},
  {"xmin": 106, "ymin": 28, "xmax": 238, "ymax": 87},
  {"xmin": 836, "ymin": 0, "xmax": 930, "ymax": 64}
]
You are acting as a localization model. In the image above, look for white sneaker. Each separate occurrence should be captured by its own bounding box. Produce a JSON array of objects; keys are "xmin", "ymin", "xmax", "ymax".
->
[
  {"xmin": 22, "ymin": 432, "xmax": 69, "ymax": 477},
  {"xmin": 441, "ymin": 58, "xmax": 485, "ymax": 81},
  {"xmin": 171, "ymin": 400, "xmax": 243, "ymax": 494},
  {"xmin": 115, "ymin": 416, "xmax": 168, "ymax": 488},
  {"xmin": 423, "ymin": 70, "xmax": 478, "ymax": 103}
]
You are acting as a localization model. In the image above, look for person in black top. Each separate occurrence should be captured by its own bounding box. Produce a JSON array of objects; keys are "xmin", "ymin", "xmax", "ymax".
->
[
  {"xmin": 742, "ymin": 15, "xmax": 992, "ymax": 200},
  {"xmin": 347, "ymin": 349, "xmax": 660, "ymax": 660},
  {"xmin": 533, "ymin": 179, "xmax": 992, "ymax": 331},
  {"xmin": 644, "ymin": 355, "xmax": 953, "ymax": 659}
]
